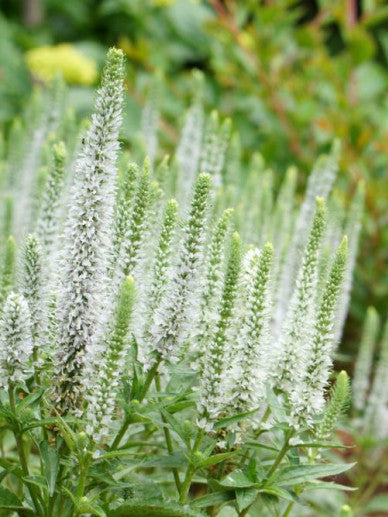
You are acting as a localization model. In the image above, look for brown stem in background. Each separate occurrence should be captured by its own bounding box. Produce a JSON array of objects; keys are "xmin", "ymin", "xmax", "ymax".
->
[
  {"xmin": 347, "ymin": 0, "xmax": 358, "ymax": 105},
  {"xmin": 23, "ymin": 0, "xmax": 43, "ymax": 27},
  {"xmin": 209, "ymin": 0, "xmax": 305, "ymax": 160}
]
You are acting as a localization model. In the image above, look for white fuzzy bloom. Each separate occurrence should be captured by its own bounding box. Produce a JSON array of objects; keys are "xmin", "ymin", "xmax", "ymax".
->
[
  {"xmin": 150, "ymin": 174, "xmax": 211, "ymax": 364},
  {"xmin": 241, "ymin": 158, "xmax": 274, "ymax": 248},
  {"xmin": 140, "ymin": 199, "xmax": 178, "ymax": 361},
  {"xmin": 198, "ymin": 233, "xmax": 241, "ymax": 420},
  {"xmin": 194, "ymin": 208, "xmax": 233, "ymax": 359},
  {"xmin": 111, "ymin": 162, "xmax": 139, "ymax": 267},
  {"xmin": 274, "ymin": 143, "xmax": 339, "ymax": 332},
  {"xmin": 85, "ymin": 276, "xmax": 134, "ymax": 442},
  {"xmin": 199, "ymin": 111, "xmax": 231, "ymax": 188},
  {"xmin": 4, "ymin": 118, "xmax": 25, "ymax": 195},
  {"xmin": 352, "ymin": 307, "xmax": 379, "ymax": 411},
  {"xmin": 54, "ymin": 49, "xmax": 124, "ymax": 413},
  {"xmin": 227, "ymin": 244, "xmax": 273, "ymax": 415},
  {"xmin": 289, "ymin": 237, "xmax": 347, "ymax": 428},
  {"xmin": 269, "ymin": 166, "xmax": 297, "ymax": 322},
  {"xmin": 141, "ymin": 80, "xmax": 160, "ymax": 165},
  {"xmin": 14, "ymin": 76, "xmax": 66, "ymax": 238},
  {"xmin": 334, "ymin": 182, "xmax": 364, "ymax": 343},
  {"xmin": 277, "ymin": 198, "xmax": 326, "ymax": 393},
  {"xmin": 224, "ymin": 132, "xmax": 241, "ymax": 189},
  {"xmin": 36, "ymin": 141, "xmax": 67, "ymax": 255},
  {"xmin": 176, "ymin": 100, "xmax": 204, "ymax": 207},
  {"xmin": 116, "ymin": 159, "xmax": 152, "ymax": 281},
  {"xmin": 364, "ymin": 321, "xmax": 388, "ymax": 436},
  {"xmin": 20, "ymin": 234, "xmax": 45, "ymax": 349},
  {"xmin": 0, "ymin": 292, "xmax": 33, "ymax": 387}
]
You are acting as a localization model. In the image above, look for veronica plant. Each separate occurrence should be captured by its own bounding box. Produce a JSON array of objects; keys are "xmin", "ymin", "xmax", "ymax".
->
[
  {"xmin": 0, "ymin": 48, "xmax": 362, "ymax": 517},
  {"xmin": 331, "ymin": 311, "xmax": 388, "ymax": 516}
]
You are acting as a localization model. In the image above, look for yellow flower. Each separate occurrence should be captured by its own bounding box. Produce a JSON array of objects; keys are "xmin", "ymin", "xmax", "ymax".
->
[
  {"xmin": 152, "ymin": 0, "xmax": 175, "ymax": 6},
  {"xmin": 25, "ymin": 44, "xmax": 98, "ymax": 85}
]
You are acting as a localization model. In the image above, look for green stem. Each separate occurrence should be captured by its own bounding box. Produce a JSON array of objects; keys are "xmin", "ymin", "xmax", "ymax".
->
[
  {"xmin": 76, "ymin": 456, "xmax": 91, "ymax": 499},
  {"xmin": 266, "ymin": 430, "xmax": 294, "ymax": 480},
  {"xmin": 47, "ymin": 441, "xmax": 67, "ymax": 517},
  {"xmin": 33, "ymin": 347, "xmax": 48, "ymax": 471},
  {"xmin": 353, "ymin": 460, "xmax": 386, "ymax": 511},
  {"xmin": 8, "ymin": 384, "xmax": 44, "ymax": 517},
  {"xmin": 33, "ymin": 347, "xmax": 41, "ymax": 387},
  {"xmin": 72, "ymin": 454, "xmax": 92, "ymax": 517},
  {"xmin": 139, "ymin": 358, "xmax": 161, "ymax": 400},
  {"xmin": 282, "ymin": 501, "xmax": 295, "ymax": 517},
  {"xmin": 179, "ymin": 429, "xmax": 204, "ymax": 504},
  {"xmin": 155, "ymin": 374, "xmax": 182, "ymax": 492},
  {"xmin": 111, "ymin": 358, "xmax": 161, "ymax": 449},
  {"xmin": 261, "ymin": 405, "xmax": 271, "ymax": 425},
  {"xmin": 253, "ymin": 405, "xmax": 272, "ymax": 440},
  {"xmin": 110, "ymin": 415, "xmax": 132, "ymax": 450}
]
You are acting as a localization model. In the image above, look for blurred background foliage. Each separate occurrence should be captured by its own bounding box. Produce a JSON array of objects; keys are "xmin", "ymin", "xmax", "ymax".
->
[{"xmin": 0, "ymin": 0, "xmax": 388, "ymax": 356}]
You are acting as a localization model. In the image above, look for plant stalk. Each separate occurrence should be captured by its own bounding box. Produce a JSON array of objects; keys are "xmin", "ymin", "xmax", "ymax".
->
[
  {"xmin": 8, "ymin": 384, "xmax": 44, "ymax": 516},
  {"xmin": 155, "ymin": 373, "xmax": 182, "ymax": 492}
]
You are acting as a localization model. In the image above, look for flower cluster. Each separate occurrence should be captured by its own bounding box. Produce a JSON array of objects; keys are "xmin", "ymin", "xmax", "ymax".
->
[
  {"xmin": 0, "ymin": 48, "xmax": 364, "ymax": 516},
  {"xmin": 54, "ymin": 48, "xmax": 124, "ymax": 413},
  {"xmin": 25, "ymin": 43, "xmax": 98, "ymax": 85}
]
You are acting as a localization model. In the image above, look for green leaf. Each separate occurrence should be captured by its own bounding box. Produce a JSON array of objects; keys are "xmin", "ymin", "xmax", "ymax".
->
[
  {"xmin": 0, "ymin": 487, "xmax": 34, "ymax": 515},
  {"xmin": 50, "ymin": 415, "xmax": 76, "ymax": 450},
  {"xmin": 258, "ymin": 486, "xmax": 298, "ymax": 503},
  {"xmin": 0, "ymin": 457, "xmax": 24, "ymax": 478},
  {"xmin": 213, "ymin": 409, "xmax": 258, "ymax": 430},
  {"xmin": 39, "ymin": 441, "xmax": 59, "ymax": 496},
  {"xmin": 256, "ymin": 493, "xmax": 280, "ymax": 517},
  {"xmin": 219, "ymin": 470, "xmax": 256, "ymax": 488},
  {"xmin": 265, "ymin": 386, "xmax": 286, "ymax": 422},
  {"xmin": 235, "ymin": 487, "xmax": 257, "ymax": 512},
  {"xmin": 365, "ymin": 494, "xmax": 388, "ymax": 512},
  {"xmin": 17, "ymin": 389, "xmax": 44, "ymax": 411},
  {"xmin": 303, "ymin": 481, "xmax": 356, "ymax": 492},
  {"xmin": 190, "ymin": 490, "xmax": 235, "ymax": 508},
  {"xmin": 22, "ymin": 417, "xmax": 62, "ymax": 431},
  {"xmin": 99, "ymin": 480, "xmax": 163, "ymax": 500},
  {"xmin": 97, "ymin": 449, "xmax": 139, "ymax": 461},
  {"xmin": 272, "ymin": 463, "xmax": 356, "ymax": 486},
  {"xmin": 245, "ymin": 441, "xmax": 279, "ymax": 453},
  {"xmin": 165, "ymin": 399, "xmax": 195, "ymax": 414},
  {"xmin": 142, "ymin": 452, "xmax": 188, "ymax": 468},
  {"xmin": 0, "ymin": 486, "xmax": 22, "ymax": 507},
  {"xmin": 290, "ymin": 441, "xmax": 352, "ymax": 449},
  {"xmin": 108, "ymin": 502, "xmax": 203, "ymax": 516},
  {"xmin": 197, "ymin": 450, "xmax": 238, "ymax": 469},
  {"xmin": 160, "ymin": 410, "xmax": 189, "ymax": 444},
  {"xmin": 22, "ymin": 474, "xmax": 48, "ymax": 490}
]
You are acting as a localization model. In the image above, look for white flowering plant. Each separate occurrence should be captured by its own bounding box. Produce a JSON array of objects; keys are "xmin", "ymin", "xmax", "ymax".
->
[
  {"xmin": 330, "ymin": 308, "xmax": 388, "ymax": 516},
  {"xmin": 0, "ymin": 48, "xmax": 364, "ymax": 517}
]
